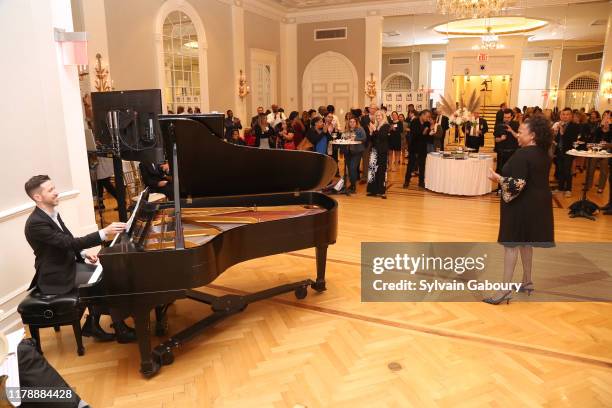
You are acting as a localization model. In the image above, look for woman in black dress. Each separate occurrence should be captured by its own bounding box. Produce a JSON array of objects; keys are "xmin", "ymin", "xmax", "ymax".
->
[
  {"xmin": 388, "ymin": 111, "xmax": 403, "ymax": 172},
  {"xmin": 367, "ymin": 111, "xmax": 391, "ymax": 198},
  {"xmin": 485, "ymin": 114, "xmax": 555, "ymax": 304}
]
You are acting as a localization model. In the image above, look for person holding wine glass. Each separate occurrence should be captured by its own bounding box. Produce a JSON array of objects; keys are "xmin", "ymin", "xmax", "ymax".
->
[
  {"xmin": 484, "ymin": 114, "xmax": 555, "ymax": 305},
  {"xmin": 344, "ymin": 116, "xmax": 367, "ymax": 193}
]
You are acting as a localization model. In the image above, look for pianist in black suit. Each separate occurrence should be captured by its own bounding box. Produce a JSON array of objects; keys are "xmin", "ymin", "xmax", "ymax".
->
[
  {"xmin": 139, "ymin": 160, "xmax": 173, "ymax": 199},
  {"xmin": 24, "ymin": 175, "xmax": 136, "ymax": 343}
]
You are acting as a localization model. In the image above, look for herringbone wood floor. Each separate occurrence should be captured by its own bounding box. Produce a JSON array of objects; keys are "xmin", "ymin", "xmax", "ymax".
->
[{"xmin": 38, "ymin": 165, "xmax": 612, "ymax": 407}]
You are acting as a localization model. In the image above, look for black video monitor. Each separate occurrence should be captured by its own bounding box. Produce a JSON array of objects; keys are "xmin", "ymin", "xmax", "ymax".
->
[{"xmin": 91, "ymin": 89, "xmax": 164, "ymax": 162}]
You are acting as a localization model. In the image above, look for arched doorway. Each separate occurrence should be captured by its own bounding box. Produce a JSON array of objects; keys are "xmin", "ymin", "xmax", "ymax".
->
[
  {"xmin": 382, "ymin": 72, "xmax": 414, "ymax": 115},
  {"xmin": 302, "ymin": 51, "xmax": 358, "ymax": 126},
  {"xmin": 563, "ymin": 72, "xmax": 599, "ymax": 111},
  {"xmin": 155, "ymin": 0, "xmax": 209, "ymax": 113},
  {"xmin": 382, "ymin": 72, "xmax": 413, "ymax": 91}
]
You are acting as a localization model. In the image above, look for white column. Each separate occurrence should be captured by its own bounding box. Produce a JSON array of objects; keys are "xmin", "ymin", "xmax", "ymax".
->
[
  {"xmin": 280, "ymin": 19, "xmax": 298, "ymax": 113},
  {"xmin": 231, "ymin": 1, "xmax": 247, "ymax": 123},
  {"xmin": 548, "ymin": 48, "xmax": 562, "ymax": 109},
  {"xmin": 52, "ymin": 0, "xmax": 98, "ymax": 234},
  {"xmin": 76, "ymin": 0, "xmax": 112, "ymax": 92},
  {"xmin": 419, "ymin": 51, "xmax": 431, "ymax": 90},
  {"xmin": 364, "ymin": 14, "xmax": 383, "ymax": 106},
  {"xmin": 598, "ymin": 14, "xmax": 612, "ymax": 111}
]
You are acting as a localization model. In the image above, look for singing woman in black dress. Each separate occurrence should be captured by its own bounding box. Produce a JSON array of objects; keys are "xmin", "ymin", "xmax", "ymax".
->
[{"xmin": 485, "ymin": 114, "xmax": 555, "ymax": 304}]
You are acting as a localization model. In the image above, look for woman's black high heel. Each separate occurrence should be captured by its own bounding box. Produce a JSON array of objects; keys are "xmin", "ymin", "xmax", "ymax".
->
[
  {"xmin": 482, "ymin": 291, "xmax": 512, "ymax": 305},
  {"xmin": 518, "ymin": 282, "xmax": 534, "ymax": 296}
]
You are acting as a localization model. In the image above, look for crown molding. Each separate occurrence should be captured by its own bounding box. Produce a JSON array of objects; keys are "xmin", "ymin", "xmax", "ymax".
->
[
  {"xmin": 244, "ymin": 0, "xmax": 608, "ymax": 24},
  {"xmin": 221, "ymin": 0, "xmax": 608, "ymax": 26},
  {"xmin": 240, "ymin": 0, "xmax": 287, "ymax": 22}
]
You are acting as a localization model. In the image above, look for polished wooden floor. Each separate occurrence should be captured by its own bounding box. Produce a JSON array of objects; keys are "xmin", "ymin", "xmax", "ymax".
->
[{"xmin": 38, "ymin": 163, "xmax": 612, "ymax": 407}]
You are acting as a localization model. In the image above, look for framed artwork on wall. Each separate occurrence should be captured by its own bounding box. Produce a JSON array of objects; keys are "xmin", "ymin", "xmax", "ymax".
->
[
  {"xmin": 396, "ymin": 94, "xmax": 402, "ymax": 101},
  {"xmin": 406, "ymin": 93, "xmax": 413, "ymax": 102},
  {"xmin": 396, "ymin": 104, "xmax": 402, "ymax": 112},
  {"xmin": 386, "ymin": 93, "xmax": 392, "ymax": 102},
  {"xmin": 417, "ymin": 93, "xmax": 423, "ymax": 101}
]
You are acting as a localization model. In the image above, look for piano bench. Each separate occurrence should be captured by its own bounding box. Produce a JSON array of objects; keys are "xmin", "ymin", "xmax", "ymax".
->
[{"xmin": 17, "ymin": 290, "xmax": 86, "ymax": 357}]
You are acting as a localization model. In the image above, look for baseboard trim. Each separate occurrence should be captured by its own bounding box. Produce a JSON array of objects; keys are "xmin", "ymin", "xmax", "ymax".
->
[
  {"xmin": 0, "ymin": 189, "xmax": 80, "ymax": 223},
  {"xmin": 0, "ymin": 284, "xmax": 30, "ymax": 310}
]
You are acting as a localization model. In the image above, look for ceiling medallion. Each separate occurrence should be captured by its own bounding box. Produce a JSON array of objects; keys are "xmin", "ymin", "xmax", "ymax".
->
[
  {"xmin": 437, "ymin": 0, "xmax": 506, "ymax": 19},
  {"xmin": 433, "ymin": 17, "xmax": 548, "ymax": 36}
]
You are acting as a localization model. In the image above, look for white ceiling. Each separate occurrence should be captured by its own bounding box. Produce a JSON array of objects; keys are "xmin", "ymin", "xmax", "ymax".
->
[
  {"xmin": 264, "ymin": 0, "xmax": 609, "ymax": 47},
  {"xmin": 383, "ymin": 3, "xmax": 610, "ymax": 47}
]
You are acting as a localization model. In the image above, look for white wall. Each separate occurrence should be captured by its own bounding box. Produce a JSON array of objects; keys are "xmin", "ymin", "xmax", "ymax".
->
[{"xmin": 0, "ymin": 0, "xmax": 96, "ymax": 332}]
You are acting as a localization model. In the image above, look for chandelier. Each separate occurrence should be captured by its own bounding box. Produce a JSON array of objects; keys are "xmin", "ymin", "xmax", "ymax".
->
[
  {"xmin": 471, "ymin": 27, "xmax": 504, "ymax": 50},
  {"xmin": 437, "ymin": 0, "xmax": 506, "ymax": 19}
]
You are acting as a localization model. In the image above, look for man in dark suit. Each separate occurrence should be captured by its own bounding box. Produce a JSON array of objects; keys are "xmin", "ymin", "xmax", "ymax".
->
[
  {"xmin": 495, "ymin": 102, "xmax": 507, "ymax": 125},
  {"xmin": 554, "ymin": 107, "xmax": 580, "ymax": 197},
  {"xmin": 464, "ymin": 111, "xmax": 489, "ymax": 152},
  {"xmin": 24, "ymin": 175, "xmax": 135, "ymax": 343},
  {"xmin": 404, "ymin": 110, "xmax": 431, "ymax": 188},
  {"xmin": 139, "ymin": 160, "xmax": 173, "ymax": 199},
  {"xmin": 250, "ymin": 106, "xmax": 264, "ymax": 127}
]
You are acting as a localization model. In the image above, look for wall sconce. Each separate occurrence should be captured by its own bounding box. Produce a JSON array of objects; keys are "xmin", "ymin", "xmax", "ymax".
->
[
  {"xmin": 549, "ymin": 85, "xmax": 558, "ymax": 102},
  {"xmin": 601, "ymin": 71, "xmax": 612, "ymax": 100},
  {"xmin": 238, "ymin": 69, "xmax": 250, "ymax": 99},
  {"xmin": 54, "ymin": 28, "xmax": 88, "ymax": 66},
  {"xmin": 94, "ymin": 53, "xmax": 113, "ymax": 92},
  {"xmin": 365, "ymin": 73, "xmax": 377, "ymax": 101}
]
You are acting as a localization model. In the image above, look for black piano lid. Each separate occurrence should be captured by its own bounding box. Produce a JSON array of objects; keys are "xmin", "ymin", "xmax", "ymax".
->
[{"xmin": 159, "ymin": 116, "xmax": 338, "ymax": 198}]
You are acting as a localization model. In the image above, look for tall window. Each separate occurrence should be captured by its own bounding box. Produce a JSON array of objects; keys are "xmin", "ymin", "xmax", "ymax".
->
[
  {"xmin": 162, "ymin": 11, "xmax": 200, "ymax": 113},
  {"xmin": 430, "ymin": 59, "xmax": 446, "ymax": 106},
  {"xmin": 518, "ymin": 60, "xmax": 550, "ymax": 108}
]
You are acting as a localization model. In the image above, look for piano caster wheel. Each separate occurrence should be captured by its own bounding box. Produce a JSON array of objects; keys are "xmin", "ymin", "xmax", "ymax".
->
[
  {"xmin": 153, "ymin": 346, "xmax": 175, "ymax": 366},
  {"xmin": 140, "ymin": 360, "xmax": 161, "ymax": 378},
  {"xmin": 77, "ymin": 347, "xmax": 85, "ymax": 356},
  {"xmin": 294, "ymin": 286, "xmax": 308, "ymax": 300}
]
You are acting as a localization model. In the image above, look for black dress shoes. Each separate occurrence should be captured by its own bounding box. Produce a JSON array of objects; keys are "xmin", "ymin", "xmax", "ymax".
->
[
  {"xmin": 112, "ymin": 320, "xmax": 137, "ymax": 343},
  {"xmin": 82, "ymin": 314, "xmax": 115, "ymax": 342}
]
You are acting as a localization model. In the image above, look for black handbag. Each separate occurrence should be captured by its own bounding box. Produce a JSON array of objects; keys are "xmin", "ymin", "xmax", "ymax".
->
[{"xmin": 17, "ymin": 338, "xmax": 85, "ymax": 407}]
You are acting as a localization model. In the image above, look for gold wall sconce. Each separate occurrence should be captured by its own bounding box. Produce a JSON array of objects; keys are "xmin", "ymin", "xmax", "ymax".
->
[
  {"xmin": 601, "ymin": 71, "xmax": 612, "ymax": 101},
  {"xmin": 94, "ymin": 53, "xmax": 112, "ymax": 92},
  {"xmin": 238, "ymin": 69, "xmax": 250, "ymax": 99},
  {"xmin": 365, "ymin": 73, "xmax": 377, "ymax": 101}
]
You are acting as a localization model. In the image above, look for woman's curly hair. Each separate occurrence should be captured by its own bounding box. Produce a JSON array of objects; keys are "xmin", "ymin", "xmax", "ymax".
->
[{"xmin": 524, "ymin": 114, "xmax": 553, "ymax": 153}]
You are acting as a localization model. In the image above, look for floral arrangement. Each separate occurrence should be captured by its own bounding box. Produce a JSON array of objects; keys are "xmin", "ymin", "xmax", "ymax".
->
[
  {"xmin": 438, "ymin": 89, "xmax": 481, "ymax": 127},
  {"xmin": 449, "ymin": 107, "xmax": 473, "ymax": 126}
]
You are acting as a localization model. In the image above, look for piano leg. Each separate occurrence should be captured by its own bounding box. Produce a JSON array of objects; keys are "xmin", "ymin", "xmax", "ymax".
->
[
  {"xmin": 313, "ymin": 245, "xmax": 328, "ymax": 292},
  {"xmin": 154, "ymin": 304, "xmax": 169, "ymax": 336},
  {"xmin": 133, "ymin": 310, "xmax": 160, "ymax": 378}
]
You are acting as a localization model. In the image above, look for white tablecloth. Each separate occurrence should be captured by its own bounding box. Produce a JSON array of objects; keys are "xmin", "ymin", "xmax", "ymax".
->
[{"xmin": 425, "ymin": 153, "xmax": 495, "ymax": 196}]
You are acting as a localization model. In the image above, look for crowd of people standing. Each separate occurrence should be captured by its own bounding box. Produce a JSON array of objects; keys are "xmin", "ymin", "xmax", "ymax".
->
[{"xmin": 218, "ymin": 102, "xmax": 611, "ymax": 209}]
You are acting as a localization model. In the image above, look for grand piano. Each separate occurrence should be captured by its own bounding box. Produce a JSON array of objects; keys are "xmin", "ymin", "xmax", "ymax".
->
[{"xmin": 79, "ymin": 115, "xmax": 338, "ymax": 377}]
